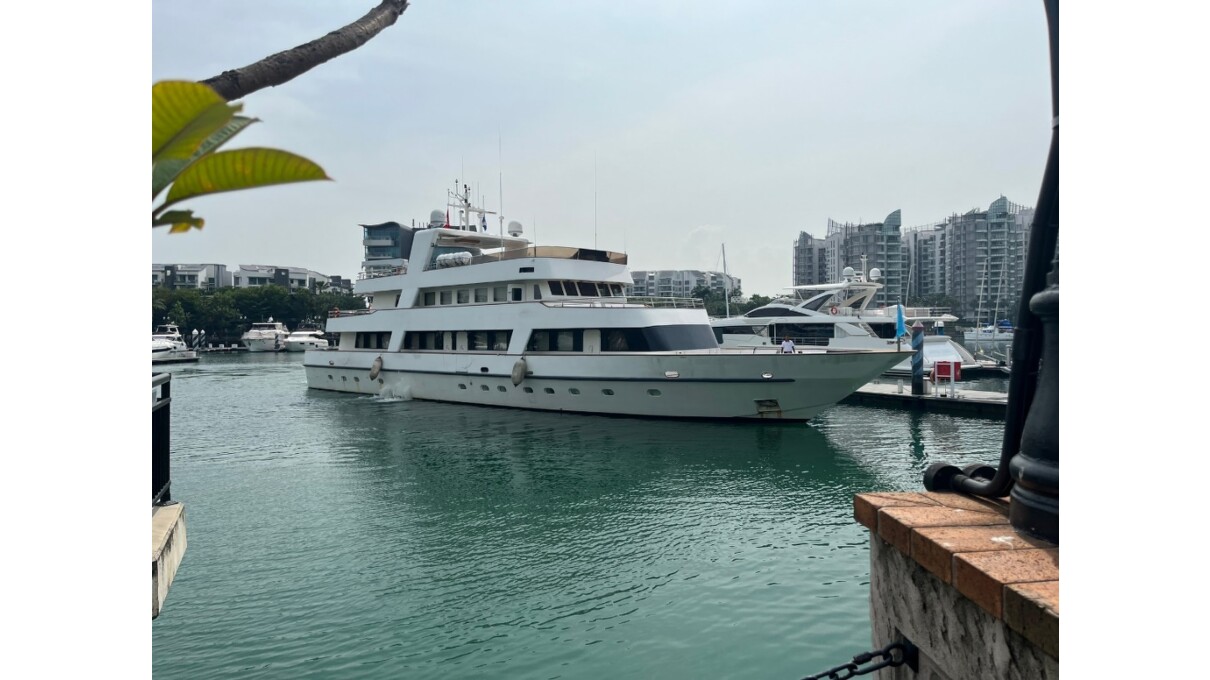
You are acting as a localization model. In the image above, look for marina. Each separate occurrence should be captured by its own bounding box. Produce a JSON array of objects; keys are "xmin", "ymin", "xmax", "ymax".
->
[{"xmin": 150, "ymin": 353, "xmax": 1007, "ymax": 678}]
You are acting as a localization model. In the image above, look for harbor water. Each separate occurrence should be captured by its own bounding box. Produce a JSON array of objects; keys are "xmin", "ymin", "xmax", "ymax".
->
[{"xmin": 152, "ymin": 353, "xmax": 1006, "ymax": 679}]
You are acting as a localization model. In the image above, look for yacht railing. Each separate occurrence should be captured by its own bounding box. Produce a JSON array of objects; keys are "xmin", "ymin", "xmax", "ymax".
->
[
  {"xmin": 152, "ymin": 373, "xmax": 172, "ymax": 505},
  {"xmin": 542, "ymin": 296, "xmax": 703, "ymax": 309},
  {"xmin": 359, "ymin": 265, "xmax": 408, "ymax": 280},
  {"xmin": 328, "ymin": 308, "xmax": 377, "ymax": 318}
]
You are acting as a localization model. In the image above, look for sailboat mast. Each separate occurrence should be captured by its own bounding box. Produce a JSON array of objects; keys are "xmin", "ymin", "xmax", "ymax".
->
[{"xmin": 722, "ymin": 243, "xmax": 730, "ymax": 318}]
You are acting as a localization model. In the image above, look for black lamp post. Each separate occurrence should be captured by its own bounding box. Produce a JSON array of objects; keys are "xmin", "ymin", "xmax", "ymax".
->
[{"xmin": 923, "ymin": 0, "xmax": 1059, "ymax": 544}]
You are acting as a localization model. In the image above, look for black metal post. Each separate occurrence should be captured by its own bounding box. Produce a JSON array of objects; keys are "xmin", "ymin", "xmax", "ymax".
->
[
  {"xmin": 152, "ymin": 373, "xmax": 172, "ymax": 505},
  {"xmin": 922, "ymin": 0, "xmax": 1059, "ymax": 544},
  {"xmin": 1009, "ymin": 260, "xmax": 1059, "ymax": 541}
]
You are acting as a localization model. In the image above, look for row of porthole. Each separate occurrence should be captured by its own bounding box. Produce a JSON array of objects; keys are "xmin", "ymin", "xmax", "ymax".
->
[
  {"xmin": 457, "ymin": 384, "xmax": 662, "ymax": 397},
  {"xmin": 327, "ymin": 375, "xmax": 386, "ymax": 385}
]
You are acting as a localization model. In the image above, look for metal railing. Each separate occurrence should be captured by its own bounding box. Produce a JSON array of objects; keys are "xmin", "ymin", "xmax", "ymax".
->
[
  {"xmin": 328, "ymin": 308, "xmax": 377, "ymax": 318},
  {"xmin": 152, "ymin": 373, "xmax": 172, "ymax": 505},
  {"xmin": 358, "ymin": 265, "xmax": 408, "ymax": 280},
  {"xmin": 541, "ymin": 296, "xmax": 704, "ymax": 309}
]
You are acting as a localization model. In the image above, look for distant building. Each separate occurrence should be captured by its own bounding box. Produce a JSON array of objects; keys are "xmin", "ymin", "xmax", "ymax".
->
[
  {"xmin": 152, "ymin": 263, "xmax": 232, "ymax": 290},
  {"xmin": 903, "ymin": 196, "xmax": 1032, "ymax": 323},
  {"xmin": 791, "ymin": 232, "xmax": 828, "ymax": 287},
  {"xmin": 823, "ymin": 210, "xmax": 905, "ymax": 308},
  {"xmin": 628, "ymin": 270, "xmax": 741, "ymax": 298},
  {"xmin": 233, "ymin": 264, "xmax": 334, "ymax": 292}
]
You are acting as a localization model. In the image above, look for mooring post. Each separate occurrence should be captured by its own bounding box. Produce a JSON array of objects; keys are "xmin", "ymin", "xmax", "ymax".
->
[{"xmin": 911, "ymin": 321, "xmax": 925, "ymax": 395}]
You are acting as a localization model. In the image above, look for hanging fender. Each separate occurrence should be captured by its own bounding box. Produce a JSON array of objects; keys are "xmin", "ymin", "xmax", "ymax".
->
[
  {"xmin": 829, "ymin": 306, "xmax": 838, "ymax": 315},
  {"xmin": 369, "ymin": 355, "xmax": 383, "ymax": 380},
  {"xmin": 511, "ymin": 358, "xmax": 528, "ymax": 386}
]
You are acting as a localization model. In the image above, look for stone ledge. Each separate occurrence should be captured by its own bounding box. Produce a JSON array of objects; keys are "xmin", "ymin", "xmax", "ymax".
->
[
  {"xmin": 152, "ymin": 503, "xmax": 187, "ymax": 619},
  {"xmin": 855, "ymin": 491, "xmax": 1058, "ymax": 660}
]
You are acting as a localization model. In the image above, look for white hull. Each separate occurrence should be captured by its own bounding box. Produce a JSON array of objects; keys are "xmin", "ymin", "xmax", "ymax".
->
[
  {"xmin": 243, "ymin": 336, "xmax": 287, "ymax": 352},
  {"xmin": 284, "ymin": 338, "xmax": 329, "ymax": 352},
  {"xmin": 304, "ymin": 348, "xmax": 909, "ymax": 421},
  {"xmin": 963, "ymin": 330, "xmax": 1014, "ymax": 342},
  {"xmin": 152, "ymin": 348, "xmax": 198, "ymax": 364}
]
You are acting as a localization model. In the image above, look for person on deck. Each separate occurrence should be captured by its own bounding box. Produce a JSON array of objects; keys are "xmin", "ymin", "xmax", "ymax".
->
[{"xmin": 781, "ymin": 337, "xmax": 795, "ymax": 354}]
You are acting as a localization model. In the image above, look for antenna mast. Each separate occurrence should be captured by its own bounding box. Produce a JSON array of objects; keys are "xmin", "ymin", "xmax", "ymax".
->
[{"xmin": 722, "ymin": 243, "xmax": 730, "ymax": 319}]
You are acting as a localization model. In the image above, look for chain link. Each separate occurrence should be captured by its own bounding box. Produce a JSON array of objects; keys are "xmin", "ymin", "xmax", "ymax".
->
[{"xmin": 801, "ymin": 640, "xmax": 918, "ymax": 680}]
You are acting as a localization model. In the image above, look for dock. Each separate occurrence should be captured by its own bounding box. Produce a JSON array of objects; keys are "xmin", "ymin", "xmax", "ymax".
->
[{"xmin": 841, "ymin": 380, "xmax": 1007, "ymax": 419}]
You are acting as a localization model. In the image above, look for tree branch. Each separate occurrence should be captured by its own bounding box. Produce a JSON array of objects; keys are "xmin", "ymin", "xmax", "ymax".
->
[{"xmin": 200, "ymin": 1, "xmax": 410, "ymax": 102}]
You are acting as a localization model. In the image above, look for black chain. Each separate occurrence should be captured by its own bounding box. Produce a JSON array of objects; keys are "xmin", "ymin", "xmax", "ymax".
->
[{"xmin": 801, "ymin": 640, "xmax": 918, "ymax": 680}]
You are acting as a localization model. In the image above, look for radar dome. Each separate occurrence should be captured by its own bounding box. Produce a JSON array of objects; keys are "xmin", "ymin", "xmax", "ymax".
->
[
  {"xmin": 842, "ymin": 266, "xmax": 855, "ymax": 278},
  {"xmin": 429, "ymin": 209, "xmax": 445, "ymax": 225},
  {"xmin": 507, "ymin": 220, "xmax": 524, "ymax": 237},
  {"xmin": 869, "ymin": 267, "xmax": 881, "ymax": 280}
]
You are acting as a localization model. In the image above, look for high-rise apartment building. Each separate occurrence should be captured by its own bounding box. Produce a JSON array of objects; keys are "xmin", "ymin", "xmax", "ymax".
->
[
  {"xmin": 791, "ymin": 232, "xmax": 828, "ymax": 286},
  {"xmin": 823, "ymin": 210, "xmax": 905, "ymax": 307}
]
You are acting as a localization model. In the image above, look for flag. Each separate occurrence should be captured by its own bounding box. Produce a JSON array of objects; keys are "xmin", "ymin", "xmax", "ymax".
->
[
  {"xmin": 895, "ymin": 303, "xmax": 906, "ymax": 338},
  {"xmin": 481, "ymin": 213, "xmax": 487, "ymax": 232},
  {"xmin": 445, "ymin": 209, "xmax": 450, "ymax": 228}
]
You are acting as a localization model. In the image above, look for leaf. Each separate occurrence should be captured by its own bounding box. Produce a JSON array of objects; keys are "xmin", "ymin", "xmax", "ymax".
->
[
  {"xmin": 152, "ymin": 81, "xmax": 242, "ymax": 164},
  {"xmin": 159, "ymin": 148, "xmax": 332, "ymax": 211},
  {"xmin": 152, "ymin": 115, "xmax": 258, "ymax": 199},
  {"xmin": 153, "ymin": 210, "xmax": 205, "ymax": 233}
]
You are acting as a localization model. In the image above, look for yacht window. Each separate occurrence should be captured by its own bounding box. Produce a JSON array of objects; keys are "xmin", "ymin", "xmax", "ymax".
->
[
  {"xmin": 563, "ymin": 280, "xmax": 578, "ymax": 295},
  {"xmin": 493, "ymin": 286, "xmax": 508, "ymax": 302},
  {"xmin": 520, "ymin": 266, "xmax": 535, "ymax": 273},
  {"xmin": 474, "ymin": 288, "xmax": 488, "ymax": 303},
  {"xmin": 549, "ymin": 281, "xmax": 565, "ymax": 295},
  {"xmin": 511, "ymin": 287, "xmax": 523, "ymax": 302},
  {"xmin": 470, "ymin": 331, "xmax": 488, "ymax": 350},
  {"xmin": 579, "ymin": 282, "xmax": 600, "ymax": 297},
  {"xmin": 604, "ymin": 329, "xmax": 630, "ymax": 351},
  {"xmin": 490, "ymin": 331, "xmax": 511, "ymax": 351},
  {"xmin": 457, "ymin": 290, "xmax": 470, "ymax": 304},
  {"xmin": 527, "ymin": 331, "xmax": 551, "ymax": 352},
  {"xmin": 423, "ymin": 292, "xmax": 436, "ymax": 306},
  {"xmin": 440, "ymin": 291, "xmax": 452, "ymax": 305},
  {"xmin": 533, "ymin": 284, "xmax": 542, "ymax": 300},
  {"xmin": 556, "ymin": 330, "xmax": 581, "ymax": 351},
  {"xmin": 609, "ymin": 284, "xmax": 622, "ymax": 296}
]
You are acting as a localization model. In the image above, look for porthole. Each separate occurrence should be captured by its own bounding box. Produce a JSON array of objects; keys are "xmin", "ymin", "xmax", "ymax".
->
[
  {"xmin": 523, "ymin": 387, "xmax": 534, "ymax": 393},
  {"xmin": 569, "ymin": 388, "xmax": 580, "ymax": 395},
  {"xmin": 647, "ymin": 388, "xmax": 661, "ymax": 396},
  {"xmin": 458, "ymin": 383, "xmax": 467, "ymax": 390},
  {"xmin": 328, "ymin": 375, "xmax": 333, "ymax": 380},
  {"xmin": 544, "ymin": 387, "xmax": 555, "ymax": 394},
  {"xmin": 480, "ymin": 367, "xmax": 489, "ymax": 373},
  {"xmin": 602, "ymin": 389, "xmax": 614, "ymax": 396},
  {"xmin": 497, "ymin": 385, "xmax": 507, "ymax": 392},
  {"xmin": 378, "ymin": 379, "xmax": 384, "ymax": 385},
  {"xmin": 354, "ymin": 377, "xmax": 360, "ymax": 382},
  {"xmin": 481, "ymin": 384, "xmax": 490, "ymax": 391},
  {"xmin": 342, "ymin": 376, "xmax": 347, "ymax": 381}
]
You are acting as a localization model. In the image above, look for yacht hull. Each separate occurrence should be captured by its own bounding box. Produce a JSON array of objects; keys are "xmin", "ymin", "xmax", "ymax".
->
[
  {"xmin": 303, "ymin": 348, "xmax": 909, "ymax": 421},
  {"xmin": 244, "ymin": 337, "xmax": 286, "ymax": 352}
]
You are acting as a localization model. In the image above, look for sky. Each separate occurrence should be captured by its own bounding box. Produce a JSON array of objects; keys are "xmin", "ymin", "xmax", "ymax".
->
[{"xmin": 151, "ymin": 0, "xmax": 1053, "ymax": 296}]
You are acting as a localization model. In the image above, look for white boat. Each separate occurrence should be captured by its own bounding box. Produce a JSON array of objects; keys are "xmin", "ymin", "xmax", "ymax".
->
[
  {"xmin": 241, "ymin": 319, "xmax": 289, "ymax": 352},
  {"xmin": 284, "ymin": 328, "xmax": 329, "ymax": 352},
  {"xmin": 963, "ymin": 321, "xmax": 1015, "ymax": 342},
  {"xmin": 302, "ymin": 188, "xmax": 909, "ymax": 421},
  {"xmin": 711, "ymin": 262, "xmax": 985, "ymax": 377},
  {"xmin": 152, "ymin": 323, "xmax": 198, "ymax": 364}
]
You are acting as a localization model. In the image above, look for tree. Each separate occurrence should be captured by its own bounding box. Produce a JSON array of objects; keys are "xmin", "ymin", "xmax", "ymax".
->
[
  {"xmin": 200, "ymin": 1, "xmax": 412, "ymax": 102},
  {"xmin": 152, "ymin": 81, "xmax": 331, "ymax": 232}
]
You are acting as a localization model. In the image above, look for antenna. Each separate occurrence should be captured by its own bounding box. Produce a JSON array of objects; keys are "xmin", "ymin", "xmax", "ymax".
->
[
  {"xmin": 722, "ymin": 243, "xmax": 730, "ymax": 318},
  {"xmin": 594, "ymin": 154, "xmax": 598, "ymax": 250},
  {"xmin": 498, "ymin": 130, "xmax": 504, "ymax": 238}
]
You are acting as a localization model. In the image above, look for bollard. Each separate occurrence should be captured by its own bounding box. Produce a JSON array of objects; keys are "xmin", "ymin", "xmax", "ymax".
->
[{"xmin": 910, "ymin": 321, "xmax": 925, "ymax": 395}]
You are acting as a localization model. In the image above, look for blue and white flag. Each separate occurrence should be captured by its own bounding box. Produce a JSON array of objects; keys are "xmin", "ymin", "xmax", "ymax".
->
[
  {"xmin": 896, "ymin": 303, "xmax": 906, "ymax": 338},
  {"xmin": 481, "ymin": 213, "xmax": 488, "ymax": 232}
]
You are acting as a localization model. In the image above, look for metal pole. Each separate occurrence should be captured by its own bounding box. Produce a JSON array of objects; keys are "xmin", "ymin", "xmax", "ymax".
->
[{"xmin": 910, "ymin": 321, "xmax": 924, "ymax": 395}]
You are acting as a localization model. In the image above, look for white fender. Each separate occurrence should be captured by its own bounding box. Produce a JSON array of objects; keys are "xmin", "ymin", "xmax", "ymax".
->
[
  {"xmin": 369, "ymin": 355, "xmax": 383, "ymax": 380},
  {"xmin": 511, "ymin": 358, "xmax": 528, "ymax": 386}
]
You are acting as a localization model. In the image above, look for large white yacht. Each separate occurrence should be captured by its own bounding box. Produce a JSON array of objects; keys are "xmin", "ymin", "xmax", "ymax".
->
[
  {"xmin": 241, "ymin": 319, "xmax": 289, "ymax": 352},
  {"xmin": 284, "ymin": 328, "xmax": 330, "ymax": 352},
  {"xmin": 711, "ymin": 262, "xmax": 984, "ymax": 377},
  {"xmin": 303, "ymin": 188, "xmax": 909, "ymax": 421}
]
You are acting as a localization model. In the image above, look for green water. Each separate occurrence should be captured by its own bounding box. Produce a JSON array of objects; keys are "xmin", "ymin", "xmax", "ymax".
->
[{"xmin": 151, "ymin": 353, "xmax": 1004, "ymax": 679}]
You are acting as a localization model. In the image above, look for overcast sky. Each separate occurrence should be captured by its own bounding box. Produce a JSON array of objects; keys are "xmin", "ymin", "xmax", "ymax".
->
[{"xmin": 152, "ymin": 0, "xmax": 1052, "ymax": 296}]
